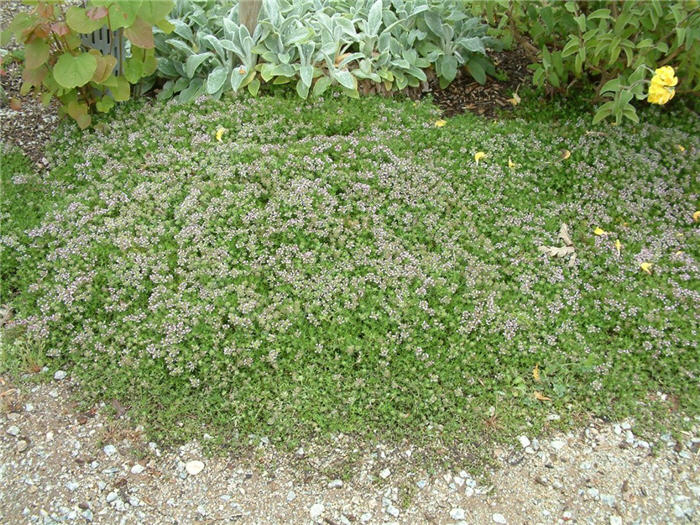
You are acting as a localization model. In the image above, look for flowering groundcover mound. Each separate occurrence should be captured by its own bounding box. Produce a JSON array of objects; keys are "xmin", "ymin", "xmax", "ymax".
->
[{"xmin": 1, "ymin": 94, "xmax": 698, "ymax": 447}]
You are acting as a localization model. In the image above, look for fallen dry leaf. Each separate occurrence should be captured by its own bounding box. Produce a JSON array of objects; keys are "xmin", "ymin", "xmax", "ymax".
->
[
  {"xmin": 507, "ymin": 92, "xmax": 521, "ymax": 106},
  {"xmin": 560, "ymin": 149, "xmax": 571, "ymax": 160},
  {"xmin": 9, "ymin": 97, "xmax": 21, "ymax": 111},
  {"xmin": 558, "ymin": 223, "xmax": 573, "ymax": 246},
  {"xmin": 534, "ymin": 391, "xmax": 551, "ymax": 401}
]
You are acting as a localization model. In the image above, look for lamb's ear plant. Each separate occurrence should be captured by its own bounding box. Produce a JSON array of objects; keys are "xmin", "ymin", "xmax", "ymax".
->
[{"xmin": 1, "ymin": 0, "xmax": 174, "ymax": 128}]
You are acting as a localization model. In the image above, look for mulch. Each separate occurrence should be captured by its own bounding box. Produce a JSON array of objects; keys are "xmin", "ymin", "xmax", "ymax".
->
[{"xmin": 424, "ymin": 46, "xmax": 532, "ymax": 118}]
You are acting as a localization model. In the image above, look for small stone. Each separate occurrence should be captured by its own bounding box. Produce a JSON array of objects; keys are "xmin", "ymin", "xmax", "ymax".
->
[
  {"xmin": 360, "ymin": 513, "xmax": 372, "ymax": 523},
  {"xmin": 613, "ymin": 424, "xmax": 622, "ymax": 435},
  {"xmin": 621, "ymin": 422, "xmax": 631, "ymax": 430},
  {"xmin": 550, "ymin": 439, "xmax": 566, "ymax": 451},
  {"xmin": 609, "ymin": 516, "xmax": 622, "ymax": 525},
  {"xmin": 386, "ymin": 504, "xmax": 399, "ymax": 518},
  {"xmin": 46, "ymin": 431, "xmax": 54, "ymax": 442},
  {"xmin": 416, "ymin": 480, "xmax": 427, "ymax": 489},
  {"xmin": 587, "ymin": 488, "xmax": 599, "ymax": 499},
  {"xmin": 48, "ymin": 390, "xmax": 59, "ymax": 398},
  {"xmin": 525, "ymin": 446, "xmax": 535, "ymax": 454},
  {"xmin": 53, "ymin": 370, "xmax": 67, "ymax": 381},
  {"xmin": 450, "ymin": 508, "xmax": 466, "ymax": 520},
  {"xmin": 328, "ymin": 479, "xmax": 343, "ymax": 489},
  {"xmin": 17, "ymin": 440, "xmax": 29, "ymax": 452},
  {"xmin": 25, "ymin": 404, "xmax": 34, "ymax": 412},
  {"xmin": 103, "ymin": 445, "xmax": 117, "ymax": 457},
  {"xmin": 379, "ymin": 468, "xmax": 391, "ymax": 479},
  {"xmin": 130, "ymin": 464, "xmax": 145, "ymax": 474},
  {"xmin": 81, "ymin": 510, "xmax": 93, "ymax": 522},
  {"xmin": 185, "ymin": 460, "xmax": 204, "ymax": 476},
  {"xmin": 518, "ymin": 435, "xmax": 531, "ymax": 448},
  {"xmin": 295, "ymin": 447, "xmax": 305, "ymax": 457},
  {"xmin": 310, "ymin": 503, "xmax": 324, "ymax": 519},
  {"xmin": 563, "ymin": 510, "xmax": 573, "ymax": 521},
  {"xmin": 453, "ymin": 476, "xmax": 464, "ymax": 487},
  {"xmin": 601, "ymin": 494, "xmax": 616, "ymax": 506},
  {"xmin": 546, "ymin": 414, "xmax": 560, "ymax": 421},
  {"xmin": 493, "ymin": 513, "xmax": 507, "ymax": 524},
  {"xmin": 6, "ymin": 425, "xmax": 20, "ymax": 437},
  {"xmin": 196, "ymin": 505, "xmax": 206, "ymax": 516},
  {"xmin": 66, "ymin": 481, "xmax": 79, "ymax": 491},
  {"xmin": 105, "ymin": 492, "xmax": 118, "ymax": 503},
  {"xmin": 464, "ymin": 487, "xmax": 474, "ymax": 497},
  {"xmin": 286, "ymin": 490, "xmax": 296, "ymax": 502}
]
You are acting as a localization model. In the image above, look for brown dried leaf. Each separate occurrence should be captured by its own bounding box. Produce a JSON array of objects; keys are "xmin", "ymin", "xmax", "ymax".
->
[
  {"xmin": 558, "ymin": 223, "xmax": 573, "ymax": 246},
  {"xmin": 534, "ymin": 391, "xmax": 551, "ymax": 401}
]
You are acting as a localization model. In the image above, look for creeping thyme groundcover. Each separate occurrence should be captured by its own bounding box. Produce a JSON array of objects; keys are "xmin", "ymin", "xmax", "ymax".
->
[{"xmin": 1, "ymin": 94, "xmax": 698, "ymax": 446}]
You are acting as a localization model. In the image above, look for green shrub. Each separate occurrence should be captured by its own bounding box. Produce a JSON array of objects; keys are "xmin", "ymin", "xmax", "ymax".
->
[
  {"xmin": 153, "ymin": 0, "xmax": 501, "ymax": 102},
  {"xmin": 1, "ymin": 1, "xmax": 174, "ymax": 128},
  {"xmin": 472, "ymin": 0, "xmax": 700, "ymax": 124}
]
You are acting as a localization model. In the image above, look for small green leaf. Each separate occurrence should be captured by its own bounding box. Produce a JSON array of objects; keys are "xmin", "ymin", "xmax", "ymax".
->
[
  {"xmin": 247, "ymin": 77, "xmax": 260, "ymax": 96},
  {"xmin": 313, "ymin": 75, "xmax": 332, "ymax": 97},
  {"xmin": 466, "ymin": 60, "xmax": 486, "ymax": 84}
]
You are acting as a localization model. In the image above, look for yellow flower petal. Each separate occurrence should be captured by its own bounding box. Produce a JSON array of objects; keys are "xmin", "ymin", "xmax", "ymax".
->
[
  {"xmin": 675, "ymin": 251, "xmax": 683, "ymax": 256},
  {"xmin": 676, "ymin": 144, "xmax": 685, "ymax": 152},
  {"xmin": 594, "ymin": 227, "xmax": 607, "ymax": 236},
  {"xmin": 508, "ymin": 157, "xmax": 516, "ymax": 169},
  {"xmin": 693, "ymin": 210, "xmax": 700, "ymax": 222},
  {"xmin": 654, "ymin": 66, "xmax": 678, "ymax": 87},
  {"xmin": 615, "ymin": 239, "xmax": 621, "ymax": 256},
  {"xmin": 640, "ymin": 262, "xmax": 653, "ymax": 274},
  {"xmin": 434, "ymin": 119, "xmax": 447, "ymax": 127},
  {"xmin": 215, "ymin": 127, "xmax": 226, "ymax": 142},
  {"xmin": 560, "ymin": 149, "xmax": 571, "ymax": 160},
  {"xmin": 474, "ymin": 151, "xmax": 486, "ymax": 163}
]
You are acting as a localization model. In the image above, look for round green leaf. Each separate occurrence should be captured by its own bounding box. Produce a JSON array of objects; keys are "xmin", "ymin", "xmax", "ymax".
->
[
  {"xmin": 53, "ymin": 52, "xmax": 98, "ymax": 89},
  {"xmin": 65, "ymin": 7, "xmax": 103, "ymax": 34},
  {"xmin": 25, "ymin": 39, "xmax": 49, "ymax": 69}
]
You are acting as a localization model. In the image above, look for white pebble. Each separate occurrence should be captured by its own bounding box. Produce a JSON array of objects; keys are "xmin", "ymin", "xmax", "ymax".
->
[
  {"xmin": 550, "ymin": 439, "xmax": 566, "ymax": 451},
  {"xmin": 53, "ymin": 370, "xmax": 67, "ymax": 381},
  {"xmin": 493, "ymin": 513, "xmax": 507, "ymax": 524},
  {"xmin": 328, "ymin": 479, "xmax": 343, "ymax": 489},
  {"xmin": 609, "ymin": 516, "xmax": 622, "ymax": 525},
  {"xmin": 130, "ymin": 464, "xmax": 145, "ymax": 474},
  {"xmin": 286, "ymin": 490, "xmax": 296, "ymax": 502},
  {"xmin": 103, "ymin": 445, "xmax": 117, "ymax": 457},
  {"xmin": 518, "ymin": 435, "xmax": 531, "ymax": 448},
  {"xmin": 450, "ymin": 508, "xmax": 466, "ymax": 520},
  {"xmin": 185, "ymin": 460, "xmax": 205, "ymax": 476},
  {"xmin": 6, "ymin": 425, "xmax": 20, "ymax": 437},
  {"xmin": 379, "ymin": 468, "xmax": 391, "ymax": 479},
  {"xmin": 386, "ymin": 504, "xmax": 399, "ymax": 517},
  {"xmin": 360, "ymin": 513, "xmax": 372, "ymax": 523},
  {"xmin": 310, "ymin": 503, "xmax": 324, "ymax": 519}
]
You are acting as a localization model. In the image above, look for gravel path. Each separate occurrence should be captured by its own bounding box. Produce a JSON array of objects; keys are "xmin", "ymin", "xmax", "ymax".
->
[{"xmin": 1, "ymin": 373, "xmax": 698, "ymax": 525}]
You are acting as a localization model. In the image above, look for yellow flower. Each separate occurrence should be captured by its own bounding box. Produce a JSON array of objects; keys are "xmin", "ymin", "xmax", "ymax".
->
[
  {"xmin": 508, "ymin": 157, "xmax": 516, "ymax": 169},
  {"xmin": 215, "ymin": 127, "xmax": 226, "ymax": 142},
  {"xmin": 434, "ymin": 119, "xmax": 447, "ymax": 127},
  {"xmin": 693, "ymin": 210, "xmax": 700, "ymax": 222},
  {"xmin": 676, "ymin": 144, "xmax": 685, "ymax": 152},
  {"xmin": 640, "ymin": 262, "xmax": 653, "ymax": 274},
  {"xmin": 560, "ymin": 149, "xmax": 571, "ymax": 161},
  {"xmin": 594, "ymin": 227, "xmax": 607, "ymax": 236},
  {"xmin": 615, "ymin": 239, "xmax": 621, "ymax": 256},
  {"xmin": 653, "ymin": 66, "xmax": 678, "ymax": 87},
  {"xmin": 647, "ymin": 82, "xmax": 674, "ymax": 105},
  {"xmin": 474, "ymin": 151, "xmax": 486, "ymax": 163}
]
